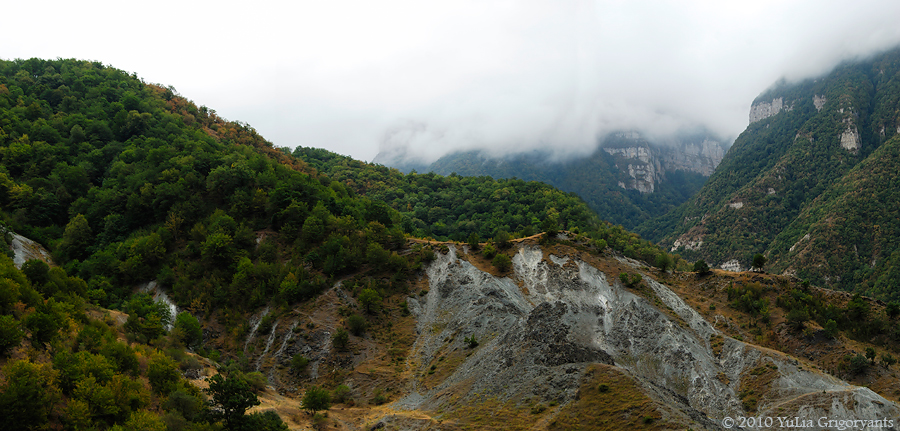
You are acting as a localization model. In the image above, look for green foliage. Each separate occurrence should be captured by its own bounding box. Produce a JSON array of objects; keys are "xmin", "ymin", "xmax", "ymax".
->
[
  {"xmin": 122, "ymin": 410, "xmax": 166, "ymax": 431},
  {"xmin": 173, "ymin": 311, "xmax": 203, "ymax": 349},
  {"xmin": 786, "ymin": 307, "xmax": 810, "ymax": 330},
  {"xmin": 467, "ymin": 232, "xmax": 480, "ymax": 250},
  {"xmin": 0, "ymin": 315, "xmax": 23, "ymax": 356},
  {"xmin": 866, "ymin": 347, "xmax": 877, "ymax": 364},
  {"xmin": 752, "ymin": 254, "xmax": 767, "ymax": 272},
  {"xmin": 494, "ymin": 230, "xmax": 511, "ymax": 249},
  {"xmin": 332, "ymin": 328, "xmax": 349, "ymax": 351},
  {"xmin": 358, "ymin": 288, "xmax": 382, "ymax": 314},
  {"xmin": 24, "ymin": 309, "xmax": 61, "ymax": 346},
  {"xmin": 244, "ymin": 371, "xmax": 268, "ymax": 393},
  {"xmin": 655, "ymin": 253, "xmax": 673, "ymax": 272},
  {"xmin": 481, "ymin": 243, "xmax": 497, "ymax": 259},
  {"xmin": 726, "ymin": 283, "xmax": 770, "ymax": 322},
  {"xmin": 347, "ymin": 314, "xmax": 366, "ymax": 336},
  {"xmin": 619, "ymin": 272, "xmax": 642, "ymax": 288},
  {"xmin": 464, "ymin": 335, "xmax": 479, "ymax": 349},
  {"xmin": 847, "ymin": 353, "xmax": 869, "ymax": 374},
  {"xmin": 246, "ymin": 410, "xmax": 290, "ymax": 431},
  {"xmin": 492, "ymin": 253, "xmax": 512, "ymax": 272},
  {"xmin": 59, "ymin": 214, "xmax": 93, "ymax": 261},
  {"xmin": 301, "ymin": 386, "xmax": 332, "ymax": 414},
  {"xmin": 163, "ymin": 390, "xmax": 204, "ymax": 422},
  {"xmin": 123, "ymin": 293, "xmax": 171, "ymax": 341},
  {"xmin": 147, "ymin": 354, "xmax": 180, "ymax": 395},
  {"xmin": 291, "ymin": 354, "xmax": 309, "ymax": 374},
  {"xmin": 333, "ymin": 384, "xmax": 352, "ymax": 404},
  {"xmin": 0, "ymin": 360, "xmax": 61, "ymax": 430},
  {"xmin": 295, "ymin": 147, "xmax": 603, "ymax": 243},
  {"xmin": 20, "ymin": 259, "xmax": 50, "ymax": 287},
  {"xmin": 823, "ymin": 319, "xmax": 839, "ymax": 339},
  {"xmin": 205, "ymin": 373, "xmax": 260, "ymax": 429},
  {"xmin": 692, "ymin": 260, "xmax": 710, "ymax": 275}
]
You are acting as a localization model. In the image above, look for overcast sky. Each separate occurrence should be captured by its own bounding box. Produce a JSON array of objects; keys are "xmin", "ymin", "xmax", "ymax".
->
[{"xmin": 5, "ymin": 0, "xmax": 900, "ymax": 163}]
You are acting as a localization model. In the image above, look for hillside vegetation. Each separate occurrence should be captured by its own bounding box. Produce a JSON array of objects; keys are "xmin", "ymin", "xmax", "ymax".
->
[
  {"xmin": 651, "ymin": 47, "xmax": 900, "ymax": 300},
  {"xmin": 0, "ymin": 57, "xmax": 678, "ymax": 429}
]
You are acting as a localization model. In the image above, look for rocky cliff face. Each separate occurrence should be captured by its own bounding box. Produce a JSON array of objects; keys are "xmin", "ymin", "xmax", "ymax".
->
[
  {"xmin": 602, "ymin": 132, "xmax": 726, "ymax": 193},
  {"xmin": 655, "ymin": 48, "xmax": 900, "ymax": 287},
  {"xmin": 749, "ymin": 97, "xmax": 787, "ymax": 124},
  {"xmin": 382, "ymin": 243, "xmax": 898, "ymax": 429}
]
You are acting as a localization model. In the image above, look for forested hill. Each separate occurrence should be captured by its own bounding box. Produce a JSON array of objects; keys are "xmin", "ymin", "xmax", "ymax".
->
[
  {"xmin": 646, "ymin": 46, "xmax": 900, "ymax": 300},
  {"xmin": 0, "ymin": 58, "xmax": 681, "ymax": 429},
  {"xmin": 373, "ymin": 131, "xmax": 728, "ymax": 231},
  {"xmin": 294, "ymin": 146, "xmax": 682, "ymax": 269}
]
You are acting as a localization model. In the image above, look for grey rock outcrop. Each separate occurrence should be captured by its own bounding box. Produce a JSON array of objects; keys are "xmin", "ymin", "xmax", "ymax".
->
[
  {"xmin": 750, "ymin": 97, "xmax": 785, "ymax": 123},
  {"xmin": 603, "ymin": 133, "xmax": 727, "ymax": 193},
  {"xmin": 395, "ymin": 244, "xmax": 899, "ymax": 428}
]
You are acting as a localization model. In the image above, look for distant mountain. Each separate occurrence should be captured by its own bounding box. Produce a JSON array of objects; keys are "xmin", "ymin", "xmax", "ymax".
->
[
  {"xmin": 374, "ymin": 130, "xmax": 730, "ymax": 230},
  {"xmin": 650, "ymin": 47, "xmax": 900, "ymax": 300}
]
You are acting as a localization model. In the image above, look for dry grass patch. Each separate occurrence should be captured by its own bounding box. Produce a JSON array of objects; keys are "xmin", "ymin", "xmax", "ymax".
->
[
  {"xmin": 548, "ymin": 363, "xmax": 667, "ymax": 431},
  {"xmin": 738, "ymin": 358, "xmax": 779, "ymax": 413}
]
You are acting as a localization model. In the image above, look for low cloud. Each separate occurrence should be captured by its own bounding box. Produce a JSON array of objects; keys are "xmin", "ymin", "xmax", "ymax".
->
[{"xmin": 6, "ymin": 1, "xmax": 900, "ymax": 163}]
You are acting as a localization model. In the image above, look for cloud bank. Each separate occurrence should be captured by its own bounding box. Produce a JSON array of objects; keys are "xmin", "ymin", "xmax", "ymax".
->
[{"xmin": 5, "ymin": 0, "xmax": 900, "ymax": 162}]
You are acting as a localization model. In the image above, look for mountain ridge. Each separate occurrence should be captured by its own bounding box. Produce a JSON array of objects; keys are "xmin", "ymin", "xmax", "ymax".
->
[
  {"xmin": 374, "ymin": 130, "xmax": 730, "ymax": 231},
  {"xmin": 649, "ymin": 46, "xmax": 900, "ymax": 300}
]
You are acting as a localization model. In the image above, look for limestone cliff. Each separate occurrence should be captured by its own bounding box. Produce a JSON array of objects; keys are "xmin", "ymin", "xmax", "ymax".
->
[
  {"xmin": 602, "ymin": 132, "xmax": 727, "ymax": 193},
  {"xmin": 389, "ymin": 243, "xmax": 897, "ymax": 429},
  {"xmin": 233, "ymin": 238, "xmax": 900, "ymax": 429}
]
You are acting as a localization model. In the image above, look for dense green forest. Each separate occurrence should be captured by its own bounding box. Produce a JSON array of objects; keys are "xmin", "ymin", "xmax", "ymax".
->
[
  {"xmin": 0, "ymin": 58, "xmax": 682, "ymax": 429},
  {"xmin": 295, "ymin": 146, "xmax": 680, "ymax": 269},
  {"xmin": 650, "ymin": 47, "xmax": 900, "ymax": 300},
  {"xmin": 382, "ymin": 139, "xmax": 714, "ymax": 231}
]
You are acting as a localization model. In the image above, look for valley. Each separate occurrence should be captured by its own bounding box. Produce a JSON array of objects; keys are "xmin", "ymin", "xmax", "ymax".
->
[{"xmin": 2, "ymin": 52, "xmax": 900, "ymax": 430}]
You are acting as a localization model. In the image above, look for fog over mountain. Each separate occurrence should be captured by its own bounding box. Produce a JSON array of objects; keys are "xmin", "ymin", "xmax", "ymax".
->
[{"xmin": 7, "ymin": 0, "xmax": 900, "ymax": 162}]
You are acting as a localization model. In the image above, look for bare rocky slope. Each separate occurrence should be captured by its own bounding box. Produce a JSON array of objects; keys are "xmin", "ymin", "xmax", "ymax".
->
[{"xmin": 232, "ymin": 237, "xmax": 899, "ymax": 430}]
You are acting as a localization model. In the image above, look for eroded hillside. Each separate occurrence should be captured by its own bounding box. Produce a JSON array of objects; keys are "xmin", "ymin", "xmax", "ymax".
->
[{"xmin": 232, "ymin": 236, "xmax": 900, "ymax": 430}]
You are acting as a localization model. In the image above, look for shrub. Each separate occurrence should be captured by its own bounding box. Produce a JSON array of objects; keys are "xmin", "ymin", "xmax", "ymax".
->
[
  {"xmin": 347, "ymin": 314, "xmax": 366, "ymax": 336},
  {"xmin": 823, "ymin": 319, "xmax": 838, "ymax": 339},
  {"xmin": 492, "ymin": 253, "xmax": 512, "ymax": 272},
  {"xmin": 0, "ymin": 315, "xmax": 23, "ymax": 356},
  {"xmin": 291, "ymin": 355, "xmax": 309, "ymax": 374},
  {"xmin": 692, "ymin": 260, "xmax": 710, "ymax": 275},
  {"xmin": 655, "ymin": 253, "xmax": 673, "ymax": 272},
  {"xmin": 597, "ymin": 383, "xmax": 610, "ymax": 393},
  {"xmin": 358, "ymin": 288, "xmax": 382, "ymax": 314},
  {"xmin": 848, "ymin": 353, "xmax": 869, "ymax": 374},
  {"xmin": 301, "ymin": 386, "xmax": 331, "ymax": 414},
  {"xmin": 467, "ymin": 233, "xmax": 480, "ymax": 251},
  {"xmin": 464, "ymin": 335, "xmax": 479, "ymax": 349},
  {"xmin": 370, "ymin": 389, "xmax": 388, "ymax": 405},
  {"xmin": 619, "ymin": 273, "xmax": 642, "ymax": 288},
  {"xmin": 752, "ymin": 254, "xmax": 767, "ymax": 272},
  {"xmin": 494, "ymin": 230, "xmax": 511, "ymax": 249},
  {"xmin": 147, "ymin": 354, "xmax": 180, "ymax": 394},
  {"xmin": 244, "ymin": 371, "xmax": 268, "ymax": 392},
  {"xmin": 332, "ymin": 328, "xmax": 349, "ymax": 351},
  {"xmin": 174, "ymin": 312, "xmax": 203, "ymax": 349},
  {"xmin": 786, "ymin": 307, "xmax": 810, "ymax": 330},
  {"xmin": 333, "ymin": 384, "xmax": 352, "ymax": 403},
  {"xmin": 482, "ymin": 243, "xmax": 497, "ymax": 259}
]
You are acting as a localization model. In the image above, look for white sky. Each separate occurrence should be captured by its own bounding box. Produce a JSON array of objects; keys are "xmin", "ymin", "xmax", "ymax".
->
[{"xmin": 5, "ymin": 0, "xmax": 900, "ymax": 163}]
